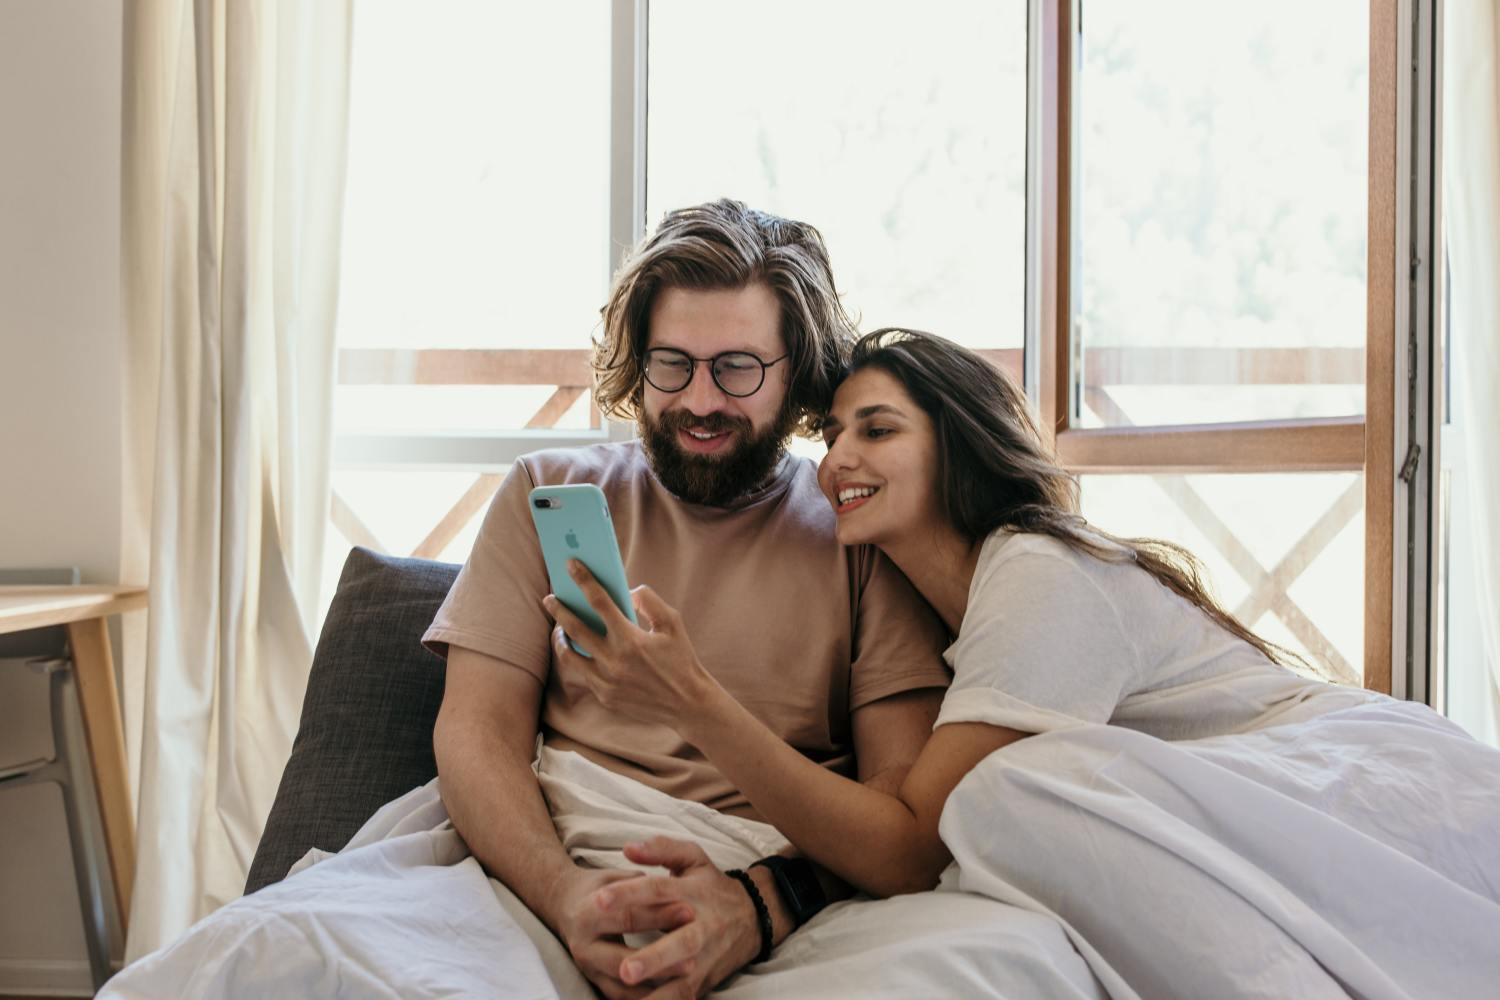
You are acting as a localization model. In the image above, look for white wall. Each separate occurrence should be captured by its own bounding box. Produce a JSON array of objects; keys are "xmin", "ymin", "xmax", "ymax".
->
[
  {"xmin": 0, "ymin": 0, "xmax": 124, "ymax": 993},
  {"xmin": 0, "ymin": 5, "xmax": 123, "ymax": 575}
]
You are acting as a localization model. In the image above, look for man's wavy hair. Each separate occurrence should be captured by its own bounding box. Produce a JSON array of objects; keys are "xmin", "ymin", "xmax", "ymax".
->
[{"xmin": 594, "ymin": 199, "xmax": 856, "ymax": 438}]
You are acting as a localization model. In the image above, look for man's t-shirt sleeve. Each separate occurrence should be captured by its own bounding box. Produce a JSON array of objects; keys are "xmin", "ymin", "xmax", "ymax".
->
[
  {"xmin": 421, "ymin": 460, "xmax": 553, "ymax": 682},
  {"xmin": 847, "ymin": 545, "xmax": 953, "ymax": 710}
]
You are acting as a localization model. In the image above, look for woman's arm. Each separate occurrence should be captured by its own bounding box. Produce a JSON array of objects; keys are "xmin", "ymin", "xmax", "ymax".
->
[
  {"xmin": 681, "ymin": 686, "xmax": 1025, "ymax": 896},
  {"xmin": 544, "ymin": 563, "xmax": 1028, "ymax": 897}
]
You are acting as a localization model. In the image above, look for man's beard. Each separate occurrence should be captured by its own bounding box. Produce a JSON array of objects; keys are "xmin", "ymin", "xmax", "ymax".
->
[{"xmin": 641, "ymin": 407, "xmax": 795, "ymax": 507}]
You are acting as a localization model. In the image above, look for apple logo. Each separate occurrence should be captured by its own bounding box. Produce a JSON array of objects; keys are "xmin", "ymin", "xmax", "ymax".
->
[{"xmin": 565, "ymin": 530, "xmax": 580, "ymax": 550}]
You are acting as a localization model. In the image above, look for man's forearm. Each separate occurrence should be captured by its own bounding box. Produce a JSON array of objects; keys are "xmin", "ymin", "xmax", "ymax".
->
[{"xmin": 434, "ymin": 715, "xmax": 578, "ymax": 932}]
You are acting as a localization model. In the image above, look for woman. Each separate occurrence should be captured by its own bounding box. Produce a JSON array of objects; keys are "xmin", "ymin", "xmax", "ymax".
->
[{"xmin": 546, "ymin": 329, "xmax": 1500, "ymax": 999}]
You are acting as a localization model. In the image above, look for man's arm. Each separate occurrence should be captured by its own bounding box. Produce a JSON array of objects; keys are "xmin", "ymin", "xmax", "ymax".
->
[
  {"xmin": 433, "ymin": 645, "xmax": 574, "ymax": 932},
  {"xmin": 436, "ymin": 645, "xmax": 708, "ymax": 999},
  {"xmin": 436, "ymin": 644, "xmax": 771, "ymax": 999},
  {"xmin": 852, "ymin": 687, "xmax": 946, "ymax": 789}
]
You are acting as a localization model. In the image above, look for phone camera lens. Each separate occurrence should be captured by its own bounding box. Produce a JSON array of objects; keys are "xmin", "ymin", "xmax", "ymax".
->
[{"xmin": 533, "ymin": 498, "xmax": 552, "ymax": 509}]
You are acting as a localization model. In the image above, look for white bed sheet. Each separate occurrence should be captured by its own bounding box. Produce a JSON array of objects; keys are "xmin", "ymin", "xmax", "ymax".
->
[{"xmin": 100, "ymin": 747, "xmax": 1106, "ymax": 999}]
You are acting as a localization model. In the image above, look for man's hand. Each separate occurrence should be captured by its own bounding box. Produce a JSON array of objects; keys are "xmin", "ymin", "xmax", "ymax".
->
[
  {"xmin": 552, "ymin": 865, "xmax": 701, "ymax": 999},
  {"xmin": 594, "ymin": 837, "xmax": 767, "ymax": 999}
]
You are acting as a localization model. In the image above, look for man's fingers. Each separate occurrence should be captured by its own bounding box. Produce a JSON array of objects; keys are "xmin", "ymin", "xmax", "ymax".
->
[
  {"xmin": 596, "ymin": 873, "xmax": 691, "ymax": 913},
  {"xmin": 594, "ymin": 869, "xmax": 648, "ymax": 889},
  {"xmin": 575, "ymin": 941, "xmax": 654, "ymax": 1000},
  {"xmin": 586, "ymin": 970, "xmax": 654, "ymax": 1000},
  {"xmin": 567, "ymin": 559, "xmax": 633, "ymax": 630},
  {"xmin": 650, "ymin": 958, "xmax": 698, "ymax": 982},
  {"xmin": 590, "ymin": 900, "xmax": 695, "ymax": 938},
  {"xmin": 621, "ymin": 836, "xmax": 712, "ymax": 875},
  {"xmin": 619, "ymin": 923, "xmax": 704, "ymax": 987},
  {"xmin": 640, "ymin": 976, "xmax": 697, "ymax": 999}
]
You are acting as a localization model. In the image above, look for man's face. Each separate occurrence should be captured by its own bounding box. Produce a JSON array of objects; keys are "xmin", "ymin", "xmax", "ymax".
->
[{"xmin": 640, "ymin": 282, "xmax": 795, "ymax": 506}]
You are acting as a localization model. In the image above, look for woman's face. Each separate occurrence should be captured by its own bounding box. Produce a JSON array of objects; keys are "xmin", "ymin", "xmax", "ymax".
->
[{"xmin": 817, "ymin": 367, "xmax": 943, "ymax": 547}]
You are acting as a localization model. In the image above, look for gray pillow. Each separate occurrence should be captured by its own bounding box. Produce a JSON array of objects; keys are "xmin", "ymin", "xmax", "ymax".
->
[{"xmin": 244, "ymin": 547, "xmax": 458, "ymax": 894}]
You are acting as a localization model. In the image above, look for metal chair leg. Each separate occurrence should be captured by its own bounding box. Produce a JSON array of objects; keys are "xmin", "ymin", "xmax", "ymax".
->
[{"xmin": 46, "ymin": 660, "xmax": 112, "ymax": 990}]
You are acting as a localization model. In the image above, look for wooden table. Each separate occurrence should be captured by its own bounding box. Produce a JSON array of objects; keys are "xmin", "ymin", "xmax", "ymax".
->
[{"xmin": 0, "ymin": 585, "xmax": 146, "ymax": 931}]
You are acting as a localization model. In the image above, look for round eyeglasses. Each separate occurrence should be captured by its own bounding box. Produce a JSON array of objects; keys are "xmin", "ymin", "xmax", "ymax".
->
[{"xmin": 642, "ymin": 348, "xmax": 789, "ymax": 398}]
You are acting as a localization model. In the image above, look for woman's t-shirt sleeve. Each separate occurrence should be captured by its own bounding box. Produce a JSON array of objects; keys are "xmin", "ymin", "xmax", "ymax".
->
[{"xmin": 935, "ymin": 546, "xmax": 1141, "ymax": 734}]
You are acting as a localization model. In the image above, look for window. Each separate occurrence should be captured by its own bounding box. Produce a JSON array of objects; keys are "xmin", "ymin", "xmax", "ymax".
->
[
  {"xmin": 649, "ymin": 0, "xmax": 1028, "ymax": 354},
  {"xmin": 1076, "ymin": 0, "xmax": 1368, "ymax": 429},
  {"xmin": 324, "ymin": 1, "xmax": 615, "ymax": 614},
  {"xmin": 1079, "ymin": 473, "xmax": 1365, "ymax": 682},
  {"xmin": 1064, "ymin": 0, "xmax": 1373, "ymax": 686},
  {"xmin": 326, "ymin": 0, "xmax": 1406, "ymax": 695}
]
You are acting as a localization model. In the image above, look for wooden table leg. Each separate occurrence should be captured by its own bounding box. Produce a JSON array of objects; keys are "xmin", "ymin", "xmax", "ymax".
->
[{"xmin": 66, "ymin": 616, "xmax": 135, "ymax": 931}]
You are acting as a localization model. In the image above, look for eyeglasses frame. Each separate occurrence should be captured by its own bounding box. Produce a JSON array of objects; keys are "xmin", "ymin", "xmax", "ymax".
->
[{"xmin": 641, "ymin": 347, "xmax": 791, "ymax": 398}]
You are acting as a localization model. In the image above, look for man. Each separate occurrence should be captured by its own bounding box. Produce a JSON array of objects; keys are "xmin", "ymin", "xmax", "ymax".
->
[
  {"xmin": 97, "ymin": 200, "xmax": 1107, "ymax": 1000},
  {"xmin": 424, "ymin": 198, "xmax": 952, "ymax": 997}
]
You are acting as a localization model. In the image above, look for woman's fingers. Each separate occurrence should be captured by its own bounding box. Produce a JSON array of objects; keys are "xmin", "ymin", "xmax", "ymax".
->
[
  {"xmin": 630, "ymin": 586, "xmax": 658, "ymax": 630},
  {"xmin": 542, "ymin": 597, "xmax": 598, "ymax": 656},
  {"xmin": 568, "ymin": 559, "xmax": 634, "ymax": 629},
  {"xmin": 631, "ymin": 585, "xmax": 678, "ymax": 633},
  {"xmin": 551, "ymin": 626, "xmax": 595, "ymax": 679}
]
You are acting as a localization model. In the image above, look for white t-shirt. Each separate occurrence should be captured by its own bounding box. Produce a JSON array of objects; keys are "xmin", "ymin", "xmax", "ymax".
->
[{"xmin": 934, "ymin": 529, "xmax": 1378, "ymax": 740}]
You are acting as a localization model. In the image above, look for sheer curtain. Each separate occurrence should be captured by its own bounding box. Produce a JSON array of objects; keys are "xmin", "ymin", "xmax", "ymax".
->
[
  {"xmin": 120, "ymin": 0, "xmax": 352, "ymax": 957},
  {"xmin": 1444, "ymin": 0, "xmax": 1500, "ymax": 747}
]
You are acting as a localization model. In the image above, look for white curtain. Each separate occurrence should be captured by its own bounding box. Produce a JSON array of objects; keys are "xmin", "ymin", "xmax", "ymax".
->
[
  {"xmin": 120, "ymin": 0, "xmax": 352, "ymax": 958},
  {"xmin": 1444, "ymin": 0, "xmax": 1500, "ymax": 748}
]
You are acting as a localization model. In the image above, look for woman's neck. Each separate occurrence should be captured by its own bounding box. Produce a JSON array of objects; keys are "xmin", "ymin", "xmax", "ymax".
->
[{"xmin": 879, "ymin": 526, "xmax": 982, "ymax": 637}]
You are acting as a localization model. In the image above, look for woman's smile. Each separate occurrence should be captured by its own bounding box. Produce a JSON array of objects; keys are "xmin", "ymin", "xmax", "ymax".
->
[
  {"xmin": 833, "ymin": 482, "xmax": 881, "ymax": 514},
  {"xmin": 818, "ymin": 367, "xmax": 943, "ymax": 546}
]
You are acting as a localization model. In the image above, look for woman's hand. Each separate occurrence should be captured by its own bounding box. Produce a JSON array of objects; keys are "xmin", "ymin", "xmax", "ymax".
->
[{"xmin": 543, "ymin": 559, "xmax": 720, "ymax": 728}]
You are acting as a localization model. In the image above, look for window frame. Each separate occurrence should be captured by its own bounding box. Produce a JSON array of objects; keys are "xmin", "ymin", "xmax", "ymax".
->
[{"xmin": 1032, "ymin": 0, "xmax": 1410, "ymax": 694}]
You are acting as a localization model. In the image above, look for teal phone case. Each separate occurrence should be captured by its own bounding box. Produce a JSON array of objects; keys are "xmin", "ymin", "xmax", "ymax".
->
[{"xmin": 529, "ymin": 484, "xmax": 636, "ymax": 657}]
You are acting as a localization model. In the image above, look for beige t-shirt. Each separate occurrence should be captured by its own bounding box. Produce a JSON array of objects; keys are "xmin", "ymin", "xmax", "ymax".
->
[{"xmin": 423, "ymin": 440, "xmax": 951, "ymax": 822}]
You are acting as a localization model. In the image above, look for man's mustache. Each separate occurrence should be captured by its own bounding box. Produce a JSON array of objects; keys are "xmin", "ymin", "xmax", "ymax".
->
[{"xmin": 656, "ymin": 411, "xmax": 752, "ymax": 436}]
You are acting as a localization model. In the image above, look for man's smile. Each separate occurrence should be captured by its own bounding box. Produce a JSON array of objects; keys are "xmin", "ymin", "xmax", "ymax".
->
[{"xmin": 677, "ymin": 426, "xmax": 736, "ymax": 454}]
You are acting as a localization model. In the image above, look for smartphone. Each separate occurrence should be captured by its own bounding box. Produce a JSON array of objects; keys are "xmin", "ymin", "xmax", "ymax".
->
[{"xmin": 529, "ymin": 483, "xmax": 637, "ymax": 657}]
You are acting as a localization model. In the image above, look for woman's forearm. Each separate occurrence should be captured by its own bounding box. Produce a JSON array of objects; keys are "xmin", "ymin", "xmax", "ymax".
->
[{"xmin": 679, "ymin": 683, "xmax": 947, "ymax": 897}]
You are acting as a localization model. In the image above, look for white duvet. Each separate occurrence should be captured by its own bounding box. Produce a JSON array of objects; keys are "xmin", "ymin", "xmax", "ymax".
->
[
  {"xmin": 101, "ymin": 696, "xmax": 1500, "ymax": 999},
  {"xmin": 99, "ymin": 746, "xmax": 1106, "ymax": 999},
  {"xmin": 941, "ymin": 697, "xmax": 1500, "ymax": 999}
]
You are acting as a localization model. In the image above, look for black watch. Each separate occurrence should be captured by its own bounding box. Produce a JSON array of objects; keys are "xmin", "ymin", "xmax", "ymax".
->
[{"xmin": 750, "ymin": 855, "xmax": 828, "ymax": 929}]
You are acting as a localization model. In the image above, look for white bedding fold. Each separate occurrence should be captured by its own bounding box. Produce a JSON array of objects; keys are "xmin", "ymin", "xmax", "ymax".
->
[
  {"xmin": 101, "ymin": 746, "xmax": 1106, "ymax": 999},
  {"xmin": 939, "ymin": 698, "xmax": 1500, "ymax": 999}
]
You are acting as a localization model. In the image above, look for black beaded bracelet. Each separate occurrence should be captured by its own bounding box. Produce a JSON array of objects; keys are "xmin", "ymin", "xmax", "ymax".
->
[{"xmin": 724, "ymin": 868, "xmax": 774, "ymax": 964}]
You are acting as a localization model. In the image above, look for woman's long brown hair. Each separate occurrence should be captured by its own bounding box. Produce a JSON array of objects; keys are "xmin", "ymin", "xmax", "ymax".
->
[{"xmin": 848, "ymin": 328, "xmax": 1344, "ymax": 683}]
